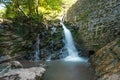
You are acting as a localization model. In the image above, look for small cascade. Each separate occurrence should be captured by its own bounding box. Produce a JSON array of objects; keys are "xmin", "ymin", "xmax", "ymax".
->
[
  {"xmin": 60, "ymin": 22, "xmax": 87, "ymax": 62},
  {"xmin": 46, "ymin": 56, "xmax": 51, "ymax": 61},
  {"xmin": 35, "ymin": 34, "xmax": 40, "ymax": 62},
  {"xmin": 51, "ymin": 26, "xmax": 57, "ymax": 35}
]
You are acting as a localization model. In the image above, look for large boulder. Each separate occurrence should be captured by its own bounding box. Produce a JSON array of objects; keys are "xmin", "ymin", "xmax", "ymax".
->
[
  {"xmin": 0, "ymin": 67, "xmax": 46, "ymax": 80},
  {"xmin": 90, "ymin": 38, "xmax": 120, "ymax": 80}
]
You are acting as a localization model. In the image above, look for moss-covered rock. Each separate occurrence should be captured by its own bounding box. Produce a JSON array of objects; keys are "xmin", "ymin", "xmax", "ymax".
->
[{"xmin": 0, "ymin": 18, "xmax": 65, "ymax": 60}]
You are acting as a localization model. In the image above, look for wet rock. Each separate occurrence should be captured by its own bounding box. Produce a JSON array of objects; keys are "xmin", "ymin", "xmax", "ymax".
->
[
  {"xmin": 39, "ymin": 64, "xmax": 48, "ymax": 68},
  {"xmin": 10, "ymin": 61, "xmax": 23, "ymax": 69},
  {"xmin": 0, "ymin": 67, "xmax": 46, "ymax": 80},
  {"xmin": 0, "ymin": 18, "xmax": 64, "ymax": 61},
  {"xmin": 0, "ymin": 55, "xmax": 11, "ymax": 63},
  {"xmin": 51, "ymin": 51, "xmax": 61, "ymax": 60}
]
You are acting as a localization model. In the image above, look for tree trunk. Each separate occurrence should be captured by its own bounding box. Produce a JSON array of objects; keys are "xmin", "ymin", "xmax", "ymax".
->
[
  {"xmin": 35, "ymin": 0, "xmax": 39, "ymax": 15},
  {"xmin": 15, "ymin": 0, "xmax": 28, "ymax": 18},
  {"xmin": 28, "ymin": 0, "xmax": 32, "ymax": 16}
]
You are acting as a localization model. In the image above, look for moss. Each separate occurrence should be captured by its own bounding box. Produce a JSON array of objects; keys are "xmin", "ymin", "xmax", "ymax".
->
[
  {"xmin": 77, "ymin": 9, "xmax": 93, "ymax": 22},
  {"xmin": 117, "ymin": 39, "xmax": 120, "ymax": 46},
  {"xmin": 73, "ymin": 31, "xmax": 79, "ymax": 41},
  {"xmin": 0, "ymin": 48, "xmax": 4, "ymax": 53},
  {"xmin": 0, "ymin": 37, "xmax": 4, "ymax": 42}
]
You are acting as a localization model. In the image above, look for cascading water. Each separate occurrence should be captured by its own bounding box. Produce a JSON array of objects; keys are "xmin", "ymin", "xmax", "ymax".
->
[
  {"xmin": 35, "ymin": 34, "xmax": 40, "ymax": 62},
  {"xmin": 60, "ymin": 22, "xmax": 87, "ymax": 62}
]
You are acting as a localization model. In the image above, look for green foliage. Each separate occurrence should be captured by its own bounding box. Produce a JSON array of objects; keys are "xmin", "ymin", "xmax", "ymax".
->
[
  {"xmin": 0, "ymin": 8, "xmax": 6, "ymax": 18},
  {"xmin": 1, "ymin": 0, "xmax": 63, "ymax": 20},
  {"xmin": 40, "ymin": 0, "xmax": 62, "ymax": 10},
  {"xmin": 117, "ymin": 39, "xmax": 120, "ymax": 46}
]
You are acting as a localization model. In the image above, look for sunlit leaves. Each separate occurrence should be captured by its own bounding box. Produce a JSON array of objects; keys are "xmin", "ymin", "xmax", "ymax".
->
[{"xmin": 2, "ymin": 0, "xmax": 63, "ymax": 20}]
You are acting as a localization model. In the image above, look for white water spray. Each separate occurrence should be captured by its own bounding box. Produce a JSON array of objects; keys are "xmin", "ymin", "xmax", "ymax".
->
[
  {"xmin": 60, "ymin": 22, "xmax": 87, "ymax": 62},
  {"xmin": 35, "ymin": 34, "xmax": 40, "ymax": 62}
]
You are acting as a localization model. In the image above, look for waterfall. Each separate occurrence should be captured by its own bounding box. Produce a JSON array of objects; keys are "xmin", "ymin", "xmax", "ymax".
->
[
  {"xmin": 35, "ymin": 34, "xmax": 40, "ymax": 62},
  {"xmin": 60, "ymin": 22, "xmax": 87, "ymax": 62},
  {"xmin": 46, "ymin": 56, "xmax": 51, "ymax": 61}
]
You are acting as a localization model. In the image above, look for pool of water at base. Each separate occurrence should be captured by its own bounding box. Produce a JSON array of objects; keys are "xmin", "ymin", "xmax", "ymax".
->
[
  {"xmin": 43, "ymin": 60, "xmax": 95, "ymax": 80},
  {"xmin": 0, "ymin": 60, "xmax": 95, "ymax": 80}
]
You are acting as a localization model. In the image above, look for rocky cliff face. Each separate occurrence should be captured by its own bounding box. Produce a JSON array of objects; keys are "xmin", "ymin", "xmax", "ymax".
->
[
  {"xmin": 0, "ymin": 18, "xmax": 64, "ymax": 60},
  {"xmin": 66, "ymin": 0, "xmax": 120, "ymax": 79},
  {"xmin": 66, "ymin": 0, "xmax": 120, "ymax": 52},
  {"xmin": 90, "ymin": 39, "xmax": 120, "ymax": 80}
]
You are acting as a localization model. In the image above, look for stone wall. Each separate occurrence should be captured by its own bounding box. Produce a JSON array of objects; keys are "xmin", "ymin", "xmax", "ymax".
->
[{"xmin": 66, "ymin": 0, "xmax": 120, "ymax": 52}]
